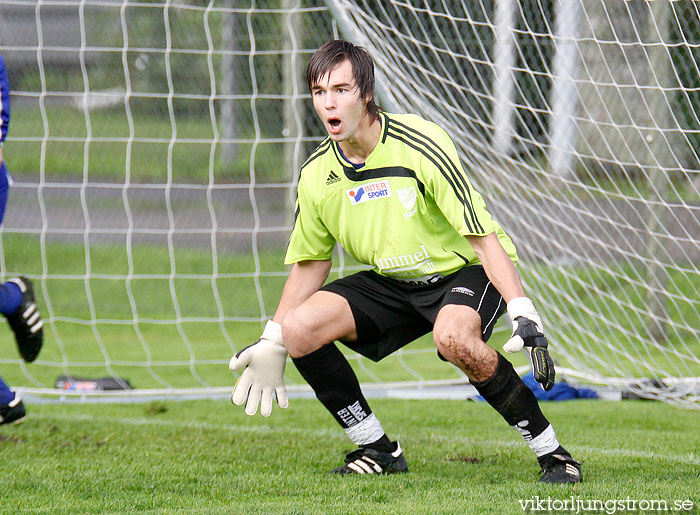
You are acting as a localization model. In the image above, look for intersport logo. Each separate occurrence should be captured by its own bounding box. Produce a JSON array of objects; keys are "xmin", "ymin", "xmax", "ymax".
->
[{"xmin": 347, "ymin": 180, "xmax": 392, "ymax": 205}]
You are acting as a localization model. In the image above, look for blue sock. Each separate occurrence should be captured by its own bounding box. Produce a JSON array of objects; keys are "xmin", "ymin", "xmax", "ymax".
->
[
  {"xmin": 0, "ymin": 281, "xmax": 22, "ymax": 315},
  {"xmin": 0, "ymin": 376, "xmax": 15, "ymax": 405}
]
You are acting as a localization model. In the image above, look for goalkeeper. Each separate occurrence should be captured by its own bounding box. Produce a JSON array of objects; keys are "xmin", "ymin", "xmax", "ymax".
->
[{"xmin": 229, "ymin": 40, "xmax": 581, "ymax": 483}]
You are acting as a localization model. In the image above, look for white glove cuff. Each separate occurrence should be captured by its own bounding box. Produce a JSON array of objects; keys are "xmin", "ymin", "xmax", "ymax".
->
[
  {"xmin": 507, "ymin": 297, "xmax": 536, "ymax": 321},
  {"xmin": 261, "ymin": 320, "xmax": 284, "ymax": 347}
]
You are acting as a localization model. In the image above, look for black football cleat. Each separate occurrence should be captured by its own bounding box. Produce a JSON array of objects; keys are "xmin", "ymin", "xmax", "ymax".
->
[
  {"xmin": 538, "ymin": 449, "xmax": 582, "ymax": 483},
  {"xmin": 5, "ymin": 277, "xmax": 44, "ymax": 363},
  {"xmin": 0, "ymin": 394, "xmax": 26, "ymax": 426},
  {"xmin": 331, "ymin": 441, "xmax": 408, "ymax": 475}
]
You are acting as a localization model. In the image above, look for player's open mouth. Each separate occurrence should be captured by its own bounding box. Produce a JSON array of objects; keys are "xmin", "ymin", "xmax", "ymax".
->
[{"xmin": 328, "ymin": 118, "xmax": 341, "ymax": 133}]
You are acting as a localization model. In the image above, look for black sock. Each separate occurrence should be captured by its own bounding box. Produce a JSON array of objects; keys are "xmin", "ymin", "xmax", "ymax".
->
[
  {"xmin": 538, "ymin": 445, "xmax": 570, "ymax": 463},
  {"xmin": 472, "ymin": 353, "xmax": 550, "ymax": 439},
  {"xmin": 292, "ymin": 343, "xmax": 373, "ymax": 430},
  {"xmin": 361, "ymin": 434, "xmax": 395, "ymax": 453}
]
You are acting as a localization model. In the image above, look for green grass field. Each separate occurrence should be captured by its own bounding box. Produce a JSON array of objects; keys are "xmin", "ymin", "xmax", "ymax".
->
[{"xmin": 1, "ymin": 399, "xmax": 699, "ymax": 513}]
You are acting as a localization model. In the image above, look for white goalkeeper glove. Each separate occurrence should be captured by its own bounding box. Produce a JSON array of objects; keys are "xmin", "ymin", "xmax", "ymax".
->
[
  {"xmin": 503, "ymin": 297, "xmax": 555, "ymax": 391},
  {"xmin": 229, "ymin": 320, "xmax": 289, "ymax": 417}
]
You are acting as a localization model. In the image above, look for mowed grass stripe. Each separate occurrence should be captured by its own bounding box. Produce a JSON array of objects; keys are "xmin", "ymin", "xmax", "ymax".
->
[{"xmin": 29, "ymin": 406, "xmax": 700, "ymax": 465}]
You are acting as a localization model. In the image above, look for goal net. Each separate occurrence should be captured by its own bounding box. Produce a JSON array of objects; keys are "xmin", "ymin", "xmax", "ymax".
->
[
  {"xmin": 0, "ymin": 0, "xmax": 698, "ymax": 408},
  {"xmin": 331, "ymin": 0, "xmax": 700, "ymax": 407}
]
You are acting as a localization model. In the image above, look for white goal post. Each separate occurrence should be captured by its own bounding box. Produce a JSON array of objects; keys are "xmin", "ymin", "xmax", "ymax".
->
[{"xmin": 0, "ymin": 0, "xmax": 698, "ymax": 408}]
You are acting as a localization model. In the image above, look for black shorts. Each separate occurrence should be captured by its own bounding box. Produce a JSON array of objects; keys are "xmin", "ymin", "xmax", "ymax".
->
[{"xmin": 321, "ymin": 265, "xmax": 505, "ymax": 362}]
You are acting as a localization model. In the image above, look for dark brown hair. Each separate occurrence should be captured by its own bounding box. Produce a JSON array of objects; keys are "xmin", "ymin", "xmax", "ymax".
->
[{"xmin": 306, "ymin": 40, "xmax": 379, "ymax": 121}]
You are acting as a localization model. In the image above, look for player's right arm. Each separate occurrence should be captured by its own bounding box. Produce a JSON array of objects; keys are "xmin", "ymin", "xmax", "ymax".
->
[
  {"xmin": 0, "ymin": 55, "xmax": 11, "ymax": 167},
  {"xmin": 273, "ymin": 259, "xmax": 333, "ymax": 323},
  {"xmin": 229, "ymin": 259, "xmax": 332, "ymax": 417},
  {"xmin": 230, "ymin": 152, "xmax": 336, "ymax": 416}
]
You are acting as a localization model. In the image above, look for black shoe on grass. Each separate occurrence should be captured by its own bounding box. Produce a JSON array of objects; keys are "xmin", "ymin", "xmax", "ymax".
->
[
  {"xmin": 5, "ymin": 277, "xmax": 44, "ymax": 363},
  {"xmin": 331, "ymin": 441, "xmax": 408, "ymax": 475},
  {"xmin": 0, "ymin": 394, "xmax": 26, "ymax": 425},
  {"xmin": 538, "ymin": 449, "xmax": 582, "ymax": 483}
]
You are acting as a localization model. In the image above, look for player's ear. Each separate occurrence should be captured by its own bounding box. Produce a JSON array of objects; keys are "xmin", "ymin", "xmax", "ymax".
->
[{"xmin": 363, "ymin": 94, "xmax": 375, "ymax": 116}]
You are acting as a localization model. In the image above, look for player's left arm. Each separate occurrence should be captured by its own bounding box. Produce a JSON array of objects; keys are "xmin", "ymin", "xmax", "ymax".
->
[{"xmin": 467, "ymin": 232, "xmax": 556, "ymax": 390}]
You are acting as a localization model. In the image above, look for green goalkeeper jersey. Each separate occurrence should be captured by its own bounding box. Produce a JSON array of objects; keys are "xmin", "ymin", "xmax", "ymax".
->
[{"xmin": 285, "ymin": 112, "xmax": 517, "ymax": 284}]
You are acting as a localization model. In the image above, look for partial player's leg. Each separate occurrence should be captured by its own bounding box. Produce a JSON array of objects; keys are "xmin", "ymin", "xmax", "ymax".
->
[
  {"xmin": 282, "ymin": 275, "xmax": 422, "ymax": 475},
  {"xmin": 0, "ymin": 171, "xmax": 44, "ymax": 362},
  {"xmin": 282, "ymin": 290, "xmax": 357, "ymax": 359},
  {"xmin": 1, "ymin": 277, "xmax": 44, "ymax": 362},
  {"xmin": 431, "ymin": 270, "xmax": 581, "ymax": 484},
  {"xmin": 432, "ymin": 304, "xmax": 498, "ymax": 382},
  {"xmin": 470, "ymin": 350, "xmax": 582, "ymax": 483},
  {"xmin": 0, "ymin": 161, "xmax": 30, "ymax": 426},
  {"xmin": 0, "ymin": 376, "xmax": 25, "ymax": 426}
]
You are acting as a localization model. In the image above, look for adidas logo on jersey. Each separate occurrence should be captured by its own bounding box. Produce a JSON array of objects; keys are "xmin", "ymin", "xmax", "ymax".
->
[{"xmin": 326, "ymin": 170, "xmax": 341, "ymax": 185}]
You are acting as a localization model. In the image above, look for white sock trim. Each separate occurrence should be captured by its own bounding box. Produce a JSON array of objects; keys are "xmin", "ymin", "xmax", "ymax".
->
[
  {"xmin": 344, "ymin": 413, "xmax": 385, "ymax": 446},
  {"xmin": 526, "ymin": 424, "xmax": 561, "ymax": 457}
]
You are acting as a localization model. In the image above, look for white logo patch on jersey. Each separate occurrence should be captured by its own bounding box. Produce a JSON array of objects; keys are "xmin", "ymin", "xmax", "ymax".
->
[
  {"xmin": 398, "ymin": 186, "xmax": 417, "ymax": 218},
  {"xmin": 347, "ymin": 180, "xmax": 392, "ymax": 205},
  {"xmin": 451, "ymin": 287, "xmax": 475, "ymax": 296},
  {"xmin": 376, "ymin": 244, "xmax": 437, "ymax": 279}
]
